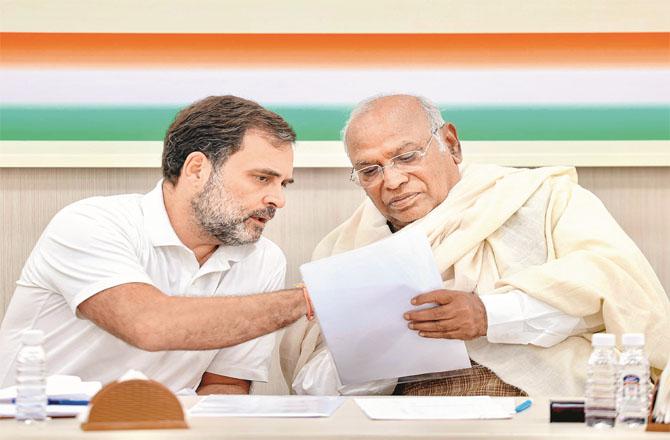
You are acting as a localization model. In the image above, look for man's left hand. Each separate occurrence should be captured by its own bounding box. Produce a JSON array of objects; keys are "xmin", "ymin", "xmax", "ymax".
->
[{"xmin": 404, "ymin": 289, "xmax": 487, "ymax": 340}]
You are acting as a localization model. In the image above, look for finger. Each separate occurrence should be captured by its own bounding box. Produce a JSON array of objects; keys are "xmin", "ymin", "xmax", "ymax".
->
[
  {"xmin": 404, "ymin": 305, "xmax": 453, "ymax": 322},
  {"xmin": 416, "ymin": 331, "xmax": 455, "ymax": 339},
  {"xmin": 416, "ymin": 328, "xmax": 481, "ymax": 340},
  {"xmin": 411, "ymin": 290, "xmax": 454, "ymax": 306},
  {"xmin": 419, "ymin": 330, "xmax": 475, "ymax": 341},
  {"xmin": 409, "ymin": 319, "xmax": 458, "ymax": 332}
]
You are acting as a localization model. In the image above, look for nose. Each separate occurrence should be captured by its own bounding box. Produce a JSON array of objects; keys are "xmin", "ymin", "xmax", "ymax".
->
[
  {"xmin": 263, "ymin": 184, "xmax": 286, "ymax": 209},
  {"xmin": 382, "ymin": 165, "xmax": 409, "ymax": 190}
]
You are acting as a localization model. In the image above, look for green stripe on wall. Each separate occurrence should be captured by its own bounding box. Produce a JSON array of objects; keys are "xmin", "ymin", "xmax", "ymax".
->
[{"xmin": 1, "ymin": 106, "xmax": 668, "ymax": 141}]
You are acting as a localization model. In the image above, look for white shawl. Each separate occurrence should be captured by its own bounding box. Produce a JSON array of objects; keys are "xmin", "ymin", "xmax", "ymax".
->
[{"xmin": 282, "ymin": 164, "xmax": 669, "ymax": 396}]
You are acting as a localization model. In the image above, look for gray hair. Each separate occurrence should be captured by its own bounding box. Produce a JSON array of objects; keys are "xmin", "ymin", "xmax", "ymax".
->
[{"xmin": 341, "ymin": 94, "xmax": 448, "ymax": 154}]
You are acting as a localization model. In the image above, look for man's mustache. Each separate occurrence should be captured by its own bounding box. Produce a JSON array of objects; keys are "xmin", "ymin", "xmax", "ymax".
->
[{"xmin": 245, "ymin": 206, "xmax": 276, "ymax": 222}]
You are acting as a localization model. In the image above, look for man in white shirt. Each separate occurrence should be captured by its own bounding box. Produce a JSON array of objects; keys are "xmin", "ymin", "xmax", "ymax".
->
[
  {"xmin": 284, "ymin": 94, "xmax": 668, "ymax": 396},
  {"xmin": 0, "ymin": 95, "xmax": 313, "ymax": 394}
]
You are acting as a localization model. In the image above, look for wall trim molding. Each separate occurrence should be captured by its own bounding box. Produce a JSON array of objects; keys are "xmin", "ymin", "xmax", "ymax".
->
[{"xmin": 1, "ymin": 140, "xmax": 669, "ymax": 168}]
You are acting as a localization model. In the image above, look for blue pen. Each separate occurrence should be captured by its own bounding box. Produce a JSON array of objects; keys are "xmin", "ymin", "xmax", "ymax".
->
[
  {"xmin": 11, "ymin": 398, "xmax": 89, "ymax": 406},
  {"xmin": 515, "ymin": 399, "xmax": 532, "ymax": 413},
  {"xmin": 47, "ymin": 398, "xmax": 89, "ymax": 406}
]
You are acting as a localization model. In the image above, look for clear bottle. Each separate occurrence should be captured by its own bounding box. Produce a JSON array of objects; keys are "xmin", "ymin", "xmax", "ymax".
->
[
  {"xmin": 616, "ymin": 333, "xmax": 649, "ymax": 428},
  {"xmin": 15, "ymin": 329, "xmax": 47, "ymax": 423},
  {"xmin": 585, "ymin": 333, "xmax": 618, "ymax": 428}
]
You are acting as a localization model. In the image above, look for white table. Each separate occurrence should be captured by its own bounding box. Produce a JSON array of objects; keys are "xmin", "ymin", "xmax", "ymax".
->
[{"xmin": 1, "ymin": 397, "xmax": 660, "ymax": 439}]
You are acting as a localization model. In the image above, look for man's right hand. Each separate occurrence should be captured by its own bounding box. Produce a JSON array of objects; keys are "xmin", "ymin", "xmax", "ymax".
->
[{"xmin": 403, "ymin": 289, "xmax": 488, "ymax": 340}]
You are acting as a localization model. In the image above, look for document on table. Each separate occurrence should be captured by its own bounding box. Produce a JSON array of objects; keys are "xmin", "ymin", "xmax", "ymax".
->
[
  {"xmin": 300, "ymin": 228, "xmax": 470, "ymax": 385},
  {"xmin": 188, "ymin": 395, "xmax": 345, "ymax": 418},
  {"xmin": 0, "ymin": 374, "xmax": 100, "ymax": 403},
  {"xmin": 0, "ymin": 404, "xmax": 87, "ymax": 419},
  {"xmin": 355, "ymin": 396, "xmax": 515, "ymax": 420}
]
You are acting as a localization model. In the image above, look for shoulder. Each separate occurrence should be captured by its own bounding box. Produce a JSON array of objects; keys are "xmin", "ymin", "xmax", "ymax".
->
[
  {"xmin": 312, "ymin": 198, "xmax": 384, "ymax": 260},
  {"xmin": 45, "ymin": 193, "xmax": 145, "ymax": 243},
  {"xmin": 52, "ymin": 193, "xmax": 143, "ymax": 227},
  {"xmin": 56, "ymin": 194, "xmax": 142, "ymax": 219},
  {"xmin": 312, "ymin": 226, "xmax": 342, "ymax": 260}
]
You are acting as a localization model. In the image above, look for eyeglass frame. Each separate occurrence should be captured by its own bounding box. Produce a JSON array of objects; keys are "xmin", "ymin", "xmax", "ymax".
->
[{"xmin": 349, "ymin": 127, "xmax": 440, "ymax": 187}]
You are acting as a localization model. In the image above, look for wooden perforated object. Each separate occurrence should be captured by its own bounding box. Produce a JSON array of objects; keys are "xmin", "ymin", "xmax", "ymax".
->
[{"xmin": 80, "ymin": 379, "xmax": 188, "ymax": 431}]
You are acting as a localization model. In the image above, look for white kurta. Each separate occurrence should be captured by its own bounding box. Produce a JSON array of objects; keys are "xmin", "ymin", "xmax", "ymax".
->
[{"xmin": 282, "ymin": 165, "xmax": 669, "ymax": 396}]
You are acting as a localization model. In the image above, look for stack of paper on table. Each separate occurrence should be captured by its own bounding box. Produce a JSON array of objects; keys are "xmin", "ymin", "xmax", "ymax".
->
[
  {"xmin": 355, "ymin": 396, "xmax": 516, "ymax": 420},
  {"xmin": 0, "ymin": 403, "xmax": 88, "ymax": 418},
  {"xmin": 188, "ymin": 395, "xmax": 345, "ymax": 418},
  {"xmin": 0, "ymin": 375, "xmax": 100, "ymax": 418},
  {"xmin": 300, "ymin": 228, "xmax": 471, "ymax": 386}
]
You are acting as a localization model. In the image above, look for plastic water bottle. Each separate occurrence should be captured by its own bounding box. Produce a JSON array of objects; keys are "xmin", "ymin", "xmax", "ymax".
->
[
  {"xmin": 15, "ymin": 329, "xmax": 47, "ymax": 423},
  {"xmin": 617, "ymin": 333, "xmax": 650, "ymax": 428},
  {"xmin": 585, "ymin": 333, "xmax": 618, "ymax": 428}
]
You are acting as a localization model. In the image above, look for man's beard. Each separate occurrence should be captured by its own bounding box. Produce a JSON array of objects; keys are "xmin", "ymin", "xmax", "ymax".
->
[{"xmin": 191, "ymin": 177, "xmax": 275, "ymax": 246}]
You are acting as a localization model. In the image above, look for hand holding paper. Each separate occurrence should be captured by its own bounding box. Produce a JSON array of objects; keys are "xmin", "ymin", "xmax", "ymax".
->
[
  {"xmin": 300, "ymin": 228, "xmax": 470, "ymax": 386},
  {"xmin": 405, "ymin": 289, "xmax": 488, "ymax": 340}
]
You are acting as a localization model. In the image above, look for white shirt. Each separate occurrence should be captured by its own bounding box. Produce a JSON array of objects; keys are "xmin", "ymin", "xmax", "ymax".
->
[{"xmin": 0, "ymin": 181, "xmax": 286, "ymax": 391}]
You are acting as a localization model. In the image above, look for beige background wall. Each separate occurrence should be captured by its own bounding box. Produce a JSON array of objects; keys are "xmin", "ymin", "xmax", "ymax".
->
[
  {"xmin": 3, "ymin": 0, "xmax": 668, "ymax": 33},
  {"xmin": 1, "ymin": 166, "xmax": 668, "ymax": 322}
]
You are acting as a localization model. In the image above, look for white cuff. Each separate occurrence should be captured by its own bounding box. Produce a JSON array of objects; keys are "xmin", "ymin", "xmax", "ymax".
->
[
  {"xmin": 480, "ymin": 290, "xmax": 587, "ymax": 347},
  {"xmin": 480, "ymin": 292, "xmax": 529, "ymax": 344},
  {"xmin": 292, "ymin": 349, "xmax": 341, "ymax": 395},
  {"xmin": 292, "ymin": 349, "xmax": 397, "ymax": 396}
]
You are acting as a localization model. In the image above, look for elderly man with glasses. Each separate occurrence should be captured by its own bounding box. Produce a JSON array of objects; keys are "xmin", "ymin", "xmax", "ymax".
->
[{"xmin": 280, "ymin": 93, "xmax": 669, "ymax": 397}]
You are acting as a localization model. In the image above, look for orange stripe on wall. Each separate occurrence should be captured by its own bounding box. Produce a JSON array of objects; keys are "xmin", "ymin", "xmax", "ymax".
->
[{"xmin": 1, "ymin": 33, "xmax": 669, "ymax": 67}]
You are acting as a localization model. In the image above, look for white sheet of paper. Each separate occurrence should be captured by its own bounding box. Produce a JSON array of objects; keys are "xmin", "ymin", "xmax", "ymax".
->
[
  {"xmin": 355, "ymin": 396, "xmax": 513, "ymax": 420},
  {"xmin": 188, "ymin": 395, "xmax": 344, "ymax": 418},
  {"xmin": 0, "ymin": 375, "xmax": 100, "ymax": 403},
  {"xmin": 300, "ymin": 228, "xmax": 470, "ymax": 385},
  {"xmin": 0, "ymin": 403, "xmax": 87, "ymax": 418}
]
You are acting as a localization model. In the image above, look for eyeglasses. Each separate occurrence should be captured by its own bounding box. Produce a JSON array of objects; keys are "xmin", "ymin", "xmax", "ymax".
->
[{"xmin": 350, "ymin": 128, "xmax": 438, "ymax": 188}]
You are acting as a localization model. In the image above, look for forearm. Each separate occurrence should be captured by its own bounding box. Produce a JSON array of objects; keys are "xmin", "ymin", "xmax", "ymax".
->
[
  {"xmin": 196, "ymin": 384, "xmax": 249, "ymax": 395},
  {"xmin": 79, "ymin": 283, "xmax": 307, "ymax": 351},
  {"xmin": 141, "ymin": 288, "xmax": 306, "ymax": 351}
]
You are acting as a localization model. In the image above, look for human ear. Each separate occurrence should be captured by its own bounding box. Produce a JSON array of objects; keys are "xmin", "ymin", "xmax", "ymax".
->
[
  {"xmin": 442, "ymin": 123, "xmax": 462, "ymax": 164},
  {"xmin": 181, "ymin": 152, "xmax": 212, "ymax": 184}
]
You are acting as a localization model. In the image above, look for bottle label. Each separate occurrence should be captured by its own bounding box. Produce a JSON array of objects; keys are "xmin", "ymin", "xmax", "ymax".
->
[{"xmin": 622, "ymin": 374, "xmax": 640, "ymax": 398}]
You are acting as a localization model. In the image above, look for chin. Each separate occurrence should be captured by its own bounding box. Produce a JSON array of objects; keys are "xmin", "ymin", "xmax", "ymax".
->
[
  {"xmin": 248, "ymin": 225, "xmax": 264, "ymax": 240},
  {"xmin": 394, "ymin": 205, "xmax": 433, "ymax": 226}
]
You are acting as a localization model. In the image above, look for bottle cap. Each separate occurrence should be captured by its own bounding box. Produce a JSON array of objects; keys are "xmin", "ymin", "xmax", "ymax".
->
[
  {"xmin": 591, "ymin": 333, "xmax": 615, "ymax": 347},
  {"xmin": 21, "ymin": 329, "xmax": 45, "ymax": 345},
  {"xmin": 621, "ymin": 333, "xmax": 645, "ymax": 346}
]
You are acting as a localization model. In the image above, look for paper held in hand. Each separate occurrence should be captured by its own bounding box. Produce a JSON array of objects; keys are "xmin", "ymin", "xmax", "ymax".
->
[{"xmin": 300, "ymin": 228, "xmax": 470, "ymax": 386}]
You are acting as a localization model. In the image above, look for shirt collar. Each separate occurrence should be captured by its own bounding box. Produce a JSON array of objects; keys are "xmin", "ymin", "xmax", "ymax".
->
[
  {"xmin": 141, "ymin": 180, "xmax": 257, "ymax": 272},
  {"xmin": 213, "ymin": 243, "xmax": 256, "ymax": 263},
  {"xmin": 141, "ymin": 180, "xmax": 185, "ymax": 248}
]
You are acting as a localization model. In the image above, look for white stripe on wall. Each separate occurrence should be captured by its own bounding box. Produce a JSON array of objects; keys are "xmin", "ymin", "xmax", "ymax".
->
[{"xmin": 2, "ymin": 68, "xmax": 669, "ymax": 105}]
